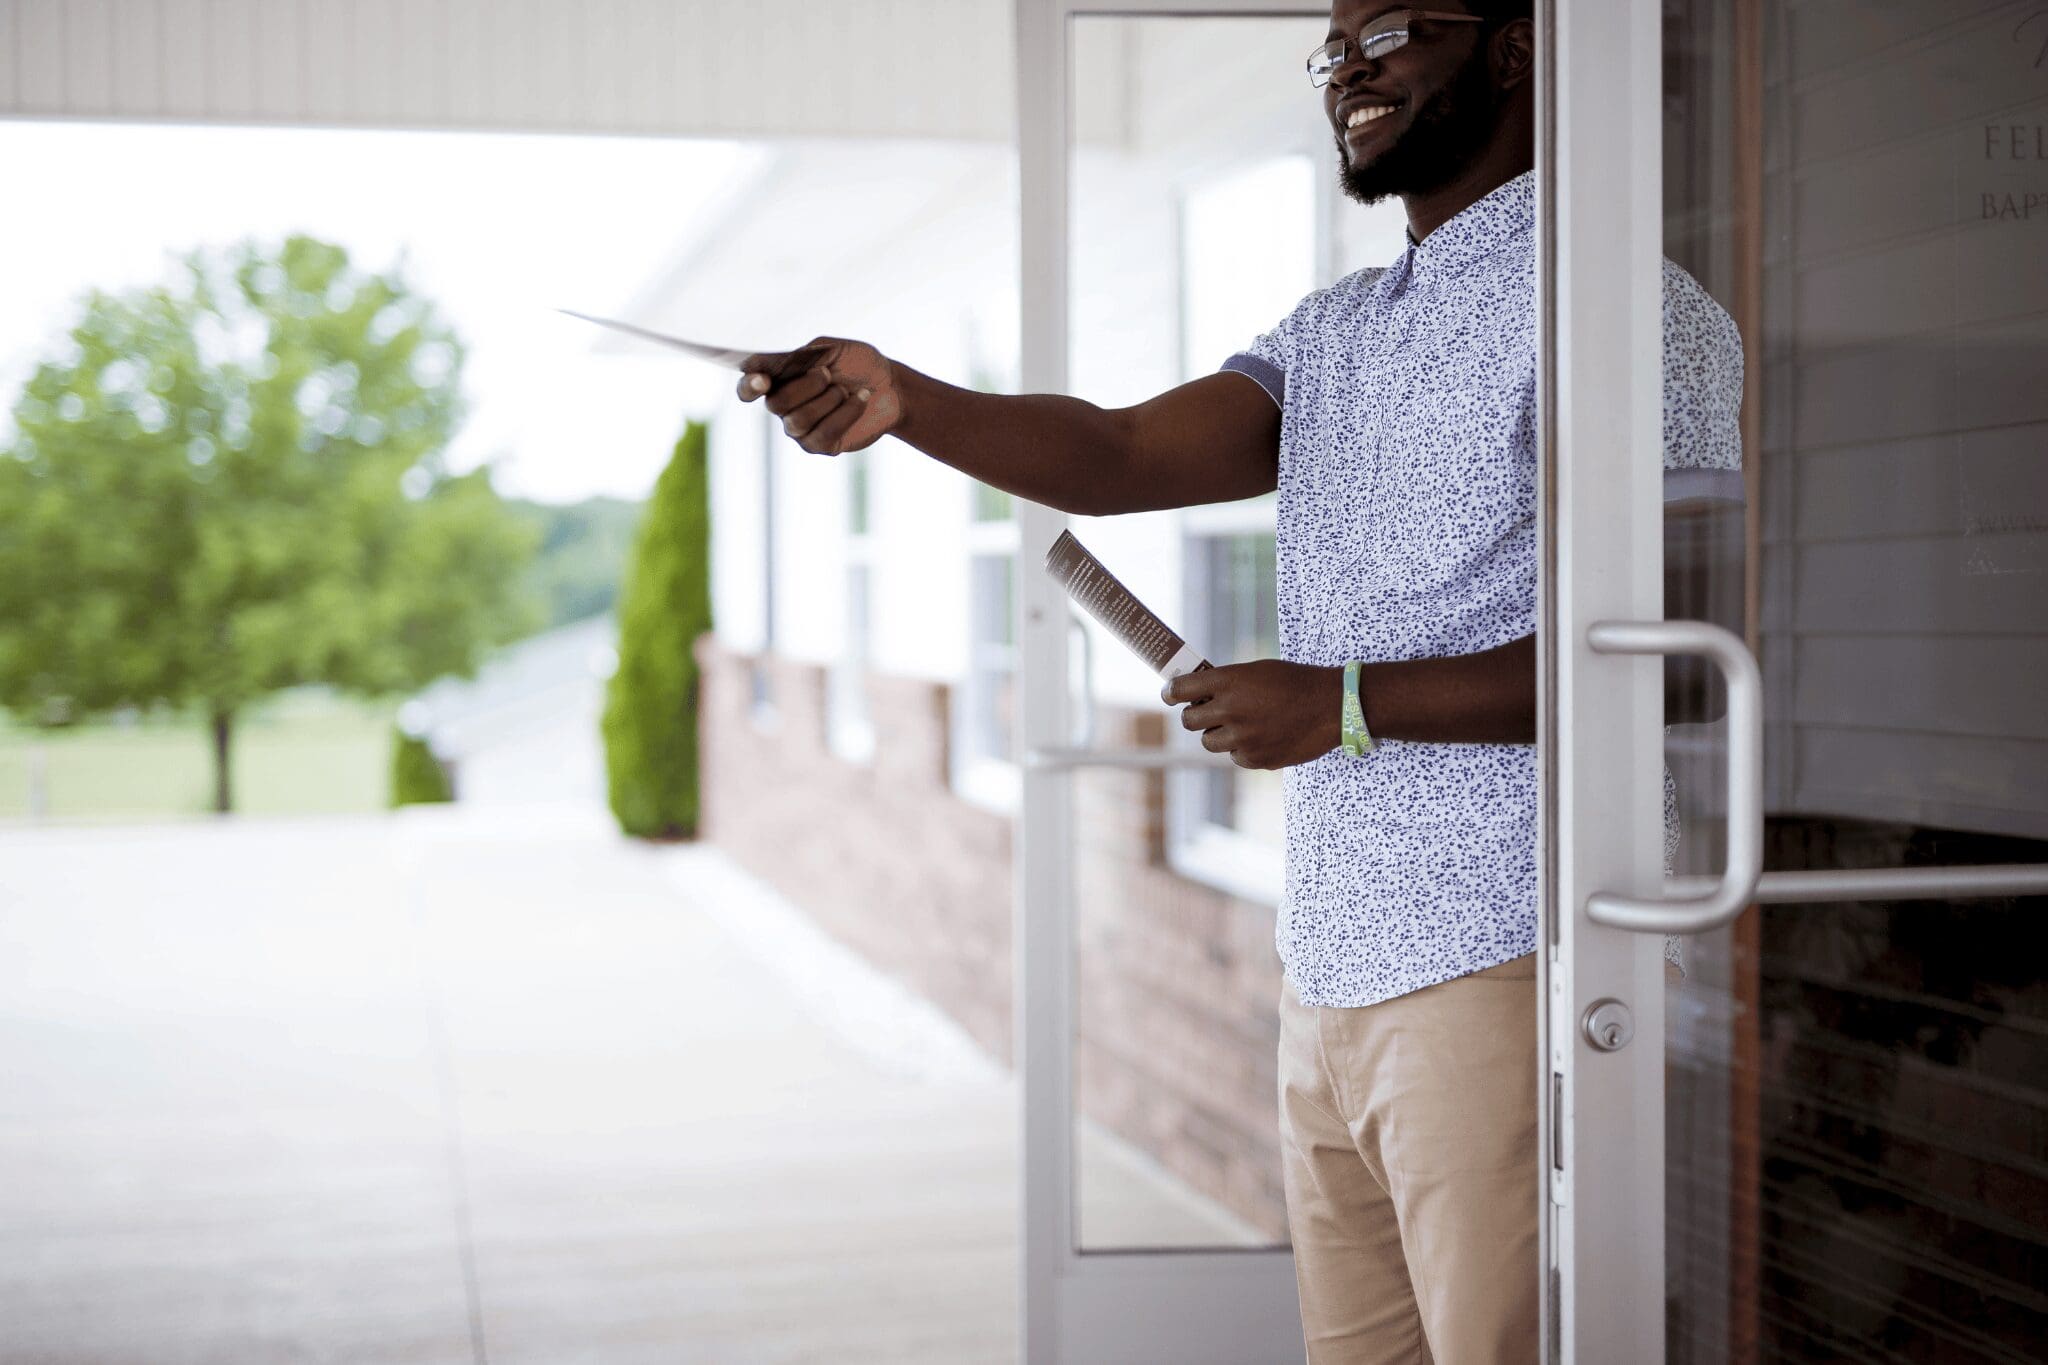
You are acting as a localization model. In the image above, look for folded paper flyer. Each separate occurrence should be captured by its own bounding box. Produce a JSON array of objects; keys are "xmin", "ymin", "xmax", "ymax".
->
[
  {"xmin": 1045, "ymin": 530, "xmax": 1211, "ymax": 680},
  {"xmin": 558, "ymin": 310, "xmax": 830, "ymax": 379}
]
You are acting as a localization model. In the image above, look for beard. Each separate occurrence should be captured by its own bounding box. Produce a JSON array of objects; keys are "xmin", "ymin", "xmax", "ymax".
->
[{"xmin": 1336, "ymin": 42, "xmax": 1501, "ymax": 206}]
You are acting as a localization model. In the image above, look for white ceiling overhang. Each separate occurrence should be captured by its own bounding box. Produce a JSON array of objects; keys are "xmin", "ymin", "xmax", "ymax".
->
[{"xmin": 0, "ymin": 0, "xmax": 1012, "ymax": 141}]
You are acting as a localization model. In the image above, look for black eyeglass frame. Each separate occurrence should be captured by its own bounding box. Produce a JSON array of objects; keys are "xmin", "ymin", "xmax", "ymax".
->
[{"xmin": 1305, "ymin": 9, "xmax": 1488, "ymax": 87}]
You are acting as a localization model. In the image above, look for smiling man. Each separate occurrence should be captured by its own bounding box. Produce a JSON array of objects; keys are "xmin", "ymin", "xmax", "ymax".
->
[{"xmin": 736, "ymin": 2, "xmax": 1741, "ymax": 1361}]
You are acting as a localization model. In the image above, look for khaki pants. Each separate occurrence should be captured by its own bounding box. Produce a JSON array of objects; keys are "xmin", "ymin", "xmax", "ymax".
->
[{"xmin": 1277, "ymin": 955, "xmax": 1540, "ymax": 1365}]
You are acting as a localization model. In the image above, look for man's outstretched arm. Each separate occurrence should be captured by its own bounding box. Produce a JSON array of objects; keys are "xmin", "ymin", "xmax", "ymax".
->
[{"xmin": 738, "ymin": 339, "xmax": 1281, "ymax": 516}]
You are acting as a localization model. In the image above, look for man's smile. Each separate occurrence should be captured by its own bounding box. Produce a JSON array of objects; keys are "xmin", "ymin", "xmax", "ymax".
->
[
  {"xmin": 1337, "ymin": 97, "xmax": 1406, "ymax": 158},
  {"xmin": 1343, "ymin": 102, "xmax": 1401, "ymax": 129}
]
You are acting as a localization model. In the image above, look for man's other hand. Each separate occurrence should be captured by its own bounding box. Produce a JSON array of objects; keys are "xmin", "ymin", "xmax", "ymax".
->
[
  {"xmin": 737, "ymin": 337, "xmax": 902, "ymax": 456},
  {"xmin": 1162, "ymin": 660, "xmax": 1342, "ymax": 770}
]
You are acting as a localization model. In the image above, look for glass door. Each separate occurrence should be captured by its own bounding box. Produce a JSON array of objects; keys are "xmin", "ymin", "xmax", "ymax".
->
[
  {"xmin": 1546, "ymin": 0, "xmax": 2048, "ymax": 1359},
  {"xmin": 1014, "ymin": 2, "xmax": 1394, "ymax": 1360}
]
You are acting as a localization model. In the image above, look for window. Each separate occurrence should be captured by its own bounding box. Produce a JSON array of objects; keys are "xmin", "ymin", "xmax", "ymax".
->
[
  {"xmin": 848, "ymin": 446, "xmax": 871, "ymax": 536},
  {"xmin": 1172, "ymin": 516, "xmax": 1285, "ymax": 901},
  {"xmin": 954, "ymin": 517, "xmax": 1019, "ymax": 810},
  {"xmin": 971, "ymin": 480, "xmax": 1013, "ymax": 523},
  {"xmin": 828, "ymin": 453, "xmax": 875, "ymax": 763},
  {"xmin": 751, "ymin": 407, "xmax": 781, "ymax": 730},
  {"xmin": 1162, "ymin": 154, "xmax": 1316, "ymax": 903}
]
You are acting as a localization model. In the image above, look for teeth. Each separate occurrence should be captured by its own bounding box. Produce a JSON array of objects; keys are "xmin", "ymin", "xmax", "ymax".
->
[{"xmin": 1346, "ymin": 105, "xmax": 1396, "ymax": 129}]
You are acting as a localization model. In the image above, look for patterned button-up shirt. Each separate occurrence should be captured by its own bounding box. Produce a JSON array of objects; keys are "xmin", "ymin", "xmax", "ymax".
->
[{"xmin": 1222, "ymin": 170, "xmax": 1742, "ymax": 1008}]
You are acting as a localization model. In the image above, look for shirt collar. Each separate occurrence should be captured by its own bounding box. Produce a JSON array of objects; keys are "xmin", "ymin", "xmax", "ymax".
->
[{"xmin": 1401, "ymin": 170, "xmax": 1536, "ymax": 273}]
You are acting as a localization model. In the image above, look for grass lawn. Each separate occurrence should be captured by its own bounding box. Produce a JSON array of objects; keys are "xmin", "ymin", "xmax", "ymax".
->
[{"xmin": 0, "ymin": 692, "xmax": 396, "ymax": 821}]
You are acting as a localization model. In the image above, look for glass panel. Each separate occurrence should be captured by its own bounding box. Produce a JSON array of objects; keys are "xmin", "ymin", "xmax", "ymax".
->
[
  {"xmin": 1189, "ymin": 533, "xmax": 1283, "ymax": 846},
  {"xmin": 971, "ymin": 480, "xmax": 1013, "ymax": 522},
  {"xmin": 847, "ymin": 449, "xmax": 870, "ymax": 536},
  {"xmin": 1660, "ymin": 5, "xmax": 2048, "ymax": 1360},
  {"xmin": 1069, "ymin": 761, "xmax": 1290, "ymax": 1252},
  {"xmin": 828, "ymin": 563, "xmax": 873, "ymax": 761},
  {"xmin": 1064, "ymin": 10, "xmax": 1374, "ymax": 1254},
  {"xmin": 964, "ymin": 552, "xmax": 1015, "ymax": 765}
]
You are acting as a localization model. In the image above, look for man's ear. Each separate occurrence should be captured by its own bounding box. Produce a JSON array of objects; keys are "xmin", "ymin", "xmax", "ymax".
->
[{"xmin": 1492, "ymin": 17, "xmax": 1536, "ymax": 92}]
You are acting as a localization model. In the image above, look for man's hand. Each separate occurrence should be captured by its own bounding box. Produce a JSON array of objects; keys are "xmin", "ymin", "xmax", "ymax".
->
[
  {"xmin": 736, "ymin": 337, "xmax": 903, "ymax": 456},
  {"xmin": 1162, "ymin": 660, "xmax": 1342, "ymax": 770}
]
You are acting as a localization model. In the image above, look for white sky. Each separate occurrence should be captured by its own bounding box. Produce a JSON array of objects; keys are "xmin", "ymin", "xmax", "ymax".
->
[{"xmin": 0, "ymin": 121, "xmax": 765, "ymax": 503}]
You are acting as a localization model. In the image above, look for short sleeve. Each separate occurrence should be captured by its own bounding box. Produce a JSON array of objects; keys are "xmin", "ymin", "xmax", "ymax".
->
[
  {"xmin": 1660, "ymin": 259, "xmax": 1745, "ymax": 504},
  {"xmin": 1218, "ymin": 281, "xmax": 1344, "ymax": 409}
]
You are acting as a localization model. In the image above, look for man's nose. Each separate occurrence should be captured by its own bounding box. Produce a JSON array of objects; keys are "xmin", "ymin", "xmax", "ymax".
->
[{"xmin": 1328, "ymin": 51, "xmax": 1380, "ymax": 93}]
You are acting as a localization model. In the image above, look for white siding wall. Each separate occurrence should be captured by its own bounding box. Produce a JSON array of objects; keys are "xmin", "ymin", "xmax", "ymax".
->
[
  {"xmin": 707, "ymin": 401, "xmax": 769, "ymax": 655},
  {"xmin": 769, "ymin": 420, "xmax": 845, "ymax": 665}
]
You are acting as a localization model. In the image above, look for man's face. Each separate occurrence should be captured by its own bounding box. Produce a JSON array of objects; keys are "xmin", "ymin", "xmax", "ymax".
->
[{"xmin": 1322, "ymin": 1, "xmax": 1499, "ymax": 206}]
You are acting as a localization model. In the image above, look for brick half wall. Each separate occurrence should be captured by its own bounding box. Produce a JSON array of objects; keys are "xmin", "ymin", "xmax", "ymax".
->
[{"xmin": 695, "ymin": 639, "xmax": 1289, "ymax": 1240}]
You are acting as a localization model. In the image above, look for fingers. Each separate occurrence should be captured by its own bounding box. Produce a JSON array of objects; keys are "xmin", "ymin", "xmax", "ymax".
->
[
  {"xmin": 738, "ymin": 338, "xmax": 843, "ymax": 403},
  {"xmin": 804, "ymin": 395, "xmax": 871, "ymax": 456},
  {"xmin": 781, "ymin": 382, "xmax": 844, "ymax": 439},
  {"xmin": 763, "ymin": 366, "xmax": 833, "ymax": 416},
  {"xmin": 1182, "ymin": 693, "xmax": 1260, "ymax": 767},
  {"xmin": 737, "ymin": 366, "xmax": 805, "ymax": 405},
  {"xmin": 1202, "ymin": 725, "xmax": 1267, "ymax": 768},
  {"xmin": 784, "ymin": 386, "xmax": 871, "ymax": 453},
  {"xmin": 737, "ymin": 351, "xmax": 886, "ymax": 455}
]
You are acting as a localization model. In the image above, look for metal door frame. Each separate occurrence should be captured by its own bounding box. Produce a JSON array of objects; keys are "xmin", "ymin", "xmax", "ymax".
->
[
  {"xmin": 1014, "ymin": 3, "xmax": 1317, "ymax": 1361},
  {"xmin": 1537, "ymin": 0, "xmax": 1675, "ymax": 1355},
  {"xmin": 1538, "ymin": 1, "xmax": 2048, "ymax": 1358}
]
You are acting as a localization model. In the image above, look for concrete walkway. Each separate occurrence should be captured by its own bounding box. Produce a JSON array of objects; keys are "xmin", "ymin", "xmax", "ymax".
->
[{"xmin": 0, "ymin": 808, "xmax": 1246, "ymax": 1364}]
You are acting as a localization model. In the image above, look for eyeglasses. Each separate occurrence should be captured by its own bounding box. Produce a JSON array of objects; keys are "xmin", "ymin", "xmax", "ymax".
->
[{"xmin": 1306, "ymin": 9, "xmax": 1487, "ymax": 87}]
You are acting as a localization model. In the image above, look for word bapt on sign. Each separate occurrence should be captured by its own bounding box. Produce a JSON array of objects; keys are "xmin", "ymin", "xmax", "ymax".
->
[{"xmin": 1982, "ymin": 192, "xmax": 2047, "ymax": 221}]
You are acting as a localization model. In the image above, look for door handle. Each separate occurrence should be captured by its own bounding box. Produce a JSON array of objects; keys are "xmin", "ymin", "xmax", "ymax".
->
[
  {"xmin": 1068, "ymin": 610, "xmax": 1097, "ymax": 749},
  {"xmin": 1584, "ymin": 619, "xmax": 1762, "ymax": 934},
  {"xmin": 1669, "ymin": 863, "xmax": 2048, "ymax": 903}
]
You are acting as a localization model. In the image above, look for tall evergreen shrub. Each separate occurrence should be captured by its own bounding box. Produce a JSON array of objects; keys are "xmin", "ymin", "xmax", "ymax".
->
[
  {"xmin": 602, "ymin": 420, "xmax": 713, "ymax": 839},
  {"xmin": 389, "ymin": 725, "xmax": 454, "ymax": 806}
]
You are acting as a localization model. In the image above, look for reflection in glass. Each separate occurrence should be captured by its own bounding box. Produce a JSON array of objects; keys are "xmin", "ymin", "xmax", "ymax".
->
[
  {"xmin": 1192, "ymin": 532, "xmax": 1284, "ymax": 847},
  {"xmin": 964, "ymin": 552, "xmax": 1015, "ymax": 766},
  {"xmin": 1662, "ymin": 3, "xmax": 2048, "ymax": 1360}
]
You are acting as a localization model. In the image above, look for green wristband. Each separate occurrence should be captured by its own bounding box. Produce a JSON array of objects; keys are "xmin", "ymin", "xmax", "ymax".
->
[{"xmin": 1341, "ymin": 660, "xmax": 1377, "ymax": 757}]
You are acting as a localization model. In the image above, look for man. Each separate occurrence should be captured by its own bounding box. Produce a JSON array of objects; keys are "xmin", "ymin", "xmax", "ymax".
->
[{"xmin": 737, "ymin": 1, "xmax": 1741, "ymax": 1359}]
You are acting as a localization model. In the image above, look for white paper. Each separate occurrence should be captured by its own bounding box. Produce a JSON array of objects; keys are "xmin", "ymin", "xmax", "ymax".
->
[{"xmin": 557, "ymin": 309, "xmax": 759, "ymax": 367}]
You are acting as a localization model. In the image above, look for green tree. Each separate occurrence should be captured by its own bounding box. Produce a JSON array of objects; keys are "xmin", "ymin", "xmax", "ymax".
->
[
  {"xmin": 0, "ymin": 235, "xmax": 535, "ymax": 812},
  {"xmin": 602, "ymin": 420, "xmax": 712, "ymax": 840}
]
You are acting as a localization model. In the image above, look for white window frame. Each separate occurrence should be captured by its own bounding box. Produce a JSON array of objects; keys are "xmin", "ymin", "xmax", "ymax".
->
[
  {"xmin": 953, "ymin": 507, "xmax": 1021, "ymax": 813},
  {"xmin": 1160, "ymin": 145, "xmax": 1322, "ymax": 908},
  {"xmin": 750, "ymin": 408, "xmax": 783, "ymax": 734},
  {"xmin": 828, "ymin": 452, "xmax": 876, "ymax": 765},
  {"xmin": 1169, "ymin": 495, "xmax": 1284, "ymax": 906}
]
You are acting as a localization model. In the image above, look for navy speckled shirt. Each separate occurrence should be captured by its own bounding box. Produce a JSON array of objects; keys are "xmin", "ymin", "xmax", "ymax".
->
[{"xmin": 1222, "ymin": 171, "xmax": 1742, "ymax": 1007}]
